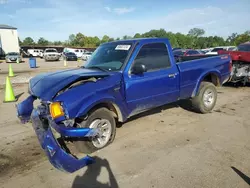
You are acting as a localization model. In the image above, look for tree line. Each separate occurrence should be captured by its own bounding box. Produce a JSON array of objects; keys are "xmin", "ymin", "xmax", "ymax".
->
[{"xmin": 19, "ymin": 28, "xmax": 250, "ymax": 49}]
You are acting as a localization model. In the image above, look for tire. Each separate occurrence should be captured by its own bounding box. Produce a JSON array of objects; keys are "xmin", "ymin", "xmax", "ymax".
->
[
  {"xmin": 191, "ymin": 82, "xmax": 217, "ymax": 114},
  {"xmin": 74, "ymin": 108, "xmax": 116, "ymax": 154}
]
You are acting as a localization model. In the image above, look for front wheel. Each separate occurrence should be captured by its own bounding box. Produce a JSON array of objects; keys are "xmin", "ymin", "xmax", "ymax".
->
[
  {"xmin": 74, "ymin": 108, "xmax": 116, "ymax": 154},
  {"xmin": 191, "ymin": 82, "xmax": 217, "ymax": 113}
]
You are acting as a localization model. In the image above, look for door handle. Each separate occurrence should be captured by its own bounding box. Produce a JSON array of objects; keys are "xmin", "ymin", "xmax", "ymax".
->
[{"xmin": 168, "ymin": 73, "xmax": 177, "ymax": 78}]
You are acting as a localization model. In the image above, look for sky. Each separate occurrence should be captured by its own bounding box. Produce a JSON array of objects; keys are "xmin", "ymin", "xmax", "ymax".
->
[{"xmin": 0, "ymin": 0, "xmax": 250, "ymax": 41}]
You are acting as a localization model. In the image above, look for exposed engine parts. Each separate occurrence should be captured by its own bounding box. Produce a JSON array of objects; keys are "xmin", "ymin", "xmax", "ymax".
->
[{"xmin": 230, "ymin": 63, "xmax": 250, "ymax": 85}]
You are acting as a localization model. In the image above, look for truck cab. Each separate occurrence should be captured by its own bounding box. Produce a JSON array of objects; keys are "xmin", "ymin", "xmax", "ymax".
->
[{"xmin": 17, "ymin": 38, "xmax": 231, "ymax": 173}]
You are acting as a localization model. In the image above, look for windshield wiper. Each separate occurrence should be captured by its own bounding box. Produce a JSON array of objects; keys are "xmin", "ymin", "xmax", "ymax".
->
[{"xmin": 87, "ymin": 66, "xmax": 108, "ymax": 72}]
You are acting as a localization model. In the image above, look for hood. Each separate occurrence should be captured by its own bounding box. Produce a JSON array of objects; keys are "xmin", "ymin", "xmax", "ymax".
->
[
  {"xmin": 6, "ymin": 55, "xmax": 20, "ymax": 58},
  {"xmin": 29, "ymin": 68, "xmax": 113, "ymax": 101}
]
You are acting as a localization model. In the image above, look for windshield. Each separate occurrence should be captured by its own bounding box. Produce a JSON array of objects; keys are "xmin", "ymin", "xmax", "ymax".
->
[
  {"xmin": 84, "ymin": 43, "xmax": 133, "ymax": 71},
  {"xmin": 46, "ymin": 49, "xmax": 57, "ymax": 53},
  {"xmin": 237, "ymin": 44, "xmax": 250, "ymax": 52},
  {"xmin": 7, "ymin": 52, "xmax": 19, "ymax": 56},
  {"xmin": 66, "ymin": 52, "xmax": 75, "ymax": 55}
]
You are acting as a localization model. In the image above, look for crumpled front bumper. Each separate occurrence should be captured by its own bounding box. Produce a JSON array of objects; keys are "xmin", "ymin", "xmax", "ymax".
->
[
  {"xmin": 31, "ymin": 110, "xmax": 95, "ymax": 173},
  {"xmin": 16, "ymin": 96, "xmax": 97, "ymax": 173}
]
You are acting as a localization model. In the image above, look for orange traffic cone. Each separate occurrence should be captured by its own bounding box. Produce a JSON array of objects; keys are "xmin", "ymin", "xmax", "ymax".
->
[
  {"xmin": 8, "ymin": 64, "xmax": 15, "ymax": 77},
  {"xmin": 3, "ymin": 76, "xmax": 17, "ymax": 103}
]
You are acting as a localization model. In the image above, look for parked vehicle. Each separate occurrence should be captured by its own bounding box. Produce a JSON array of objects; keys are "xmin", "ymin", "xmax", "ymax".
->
[
  {"xmin": 64, "ymin": 52, "xmax": 78, "ymax": 61},
  {"xmin": 197, "ymin": 50, "xmax": 206, "ymax": 54},
  {"xmin": 173, "ymin": 49, "xmax": 205, "ymax": 61},
  {"xmin": 63, "ymin": 48, "xmax": 86, "ymax": 58},
  {"xmin": 206, "ymin": 46, "xmax": 236, "ymax": 55},
  {"xmin": 82, "ymin": 51, "xmax": 93, "ymax": 61},
  {"xmin": 17, "ymin": 38, "xmax": 231, "ymax": 173},
  {"xmin": 218, "ymin": 42, "xmax": 250, "ymax": 85},
  {"xmin": 44, "ymin": 48, "xmax": 60, "ymax": 61},
  {"xmin": 172, "ymin": 47, "xmax": 181, "ymax": 51},
  {"xmin": 5, "ymin": 52, "xmax": 22, "ymax": 63},
  {"xmin": 27, "ymin": 49, "xmax": 44, "ymax": 58}
]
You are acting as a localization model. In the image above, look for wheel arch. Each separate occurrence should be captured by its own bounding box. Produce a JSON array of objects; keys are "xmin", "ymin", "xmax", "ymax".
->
[
  {"xmin": 76, "ymin": 99, "xmax": 125, "ymax": 122},
  {"xmin": 192, "ymin": 70, "xmax": 221, "ymax": 97}
]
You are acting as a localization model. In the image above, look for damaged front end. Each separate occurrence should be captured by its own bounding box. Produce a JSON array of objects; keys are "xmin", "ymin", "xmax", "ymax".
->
[{"xmin": 16, "ymin": 96, "xmax": 99, "ymax": 173}]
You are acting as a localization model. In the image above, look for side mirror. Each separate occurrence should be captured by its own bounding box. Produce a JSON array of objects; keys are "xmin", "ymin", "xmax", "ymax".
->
[{"xmin": 131, "ymin": 64, "xmax": 147, "ymax": 74}]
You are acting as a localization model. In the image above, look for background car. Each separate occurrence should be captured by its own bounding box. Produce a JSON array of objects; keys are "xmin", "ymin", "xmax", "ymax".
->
[
  {"xmin": 64, "ymin": 52, "xmax": 77, "ymax": 61},
  {"xmin": 82, "ymin": 51, "xmax": 93, "ymax": 61},
  {"xmin": 172, "ymin": 47, "xmax": 182, "ymax": 51},
  {"xmin": 44, "ymin": 48, "xmax": 60, "ymax": 61},
  {"xmin": 236, "ymin": 42, "xmax": 250, "ymax": 51},
  {"xmin": 5, "ymin": 52, "xmax": 22, "ymax": 63},
  {"xmin": 173, "ymin": 49, "xmax": 204, "ymax": 57},
  {"xmin": 206, "ymin": 46, "xmax": 236, "ymax": 55},
  {"xmin": 27, "ymin": 49, "xmax": 43, "ymax": 58}
]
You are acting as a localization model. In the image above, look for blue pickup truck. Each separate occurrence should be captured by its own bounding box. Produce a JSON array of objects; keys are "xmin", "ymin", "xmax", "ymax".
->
[{"xmin": 17, "ymin": 38, "xmax": 231, "ymax": 173}]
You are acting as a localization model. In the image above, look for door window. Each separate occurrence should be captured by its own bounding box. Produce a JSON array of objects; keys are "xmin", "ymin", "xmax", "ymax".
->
[{"xmin": 133, "ymin": 43, "xmax": 171, "ymax": 72}]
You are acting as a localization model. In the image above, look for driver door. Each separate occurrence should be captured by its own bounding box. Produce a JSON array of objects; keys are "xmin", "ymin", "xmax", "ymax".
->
[{"xmin": 124, "ymin": 42, "xmax": 179, "ymax": 115}]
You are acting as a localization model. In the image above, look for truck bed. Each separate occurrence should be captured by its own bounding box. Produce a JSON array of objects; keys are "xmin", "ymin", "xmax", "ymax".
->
[
  {"xmin": 176, "ymin": 55, "xmax": 231, "ymax": 99},
  {"xmin": 176, "ymin": 55, "xmax": 217, "ymax": 63}
]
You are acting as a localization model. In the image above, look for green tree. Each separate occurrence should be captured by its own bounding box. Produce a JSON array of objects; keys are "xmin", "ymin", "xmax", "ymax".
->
[
  {"xmin": 69, "ymin": 34, "xmax": 75, "ymax": 44},
  {"xmin": 134, "ymin": 33, "xmax": 141, "ymax": 38},
  {"xmin": 93, "ymin": 36, "xmax": 101, "ymax": 46},
  {"xmin": 188, "ymin": 28, "xmax": 205, "ymax": 38},
  {"xmin": 53, "ymin": 41, "xmax": 63, "ymax": 46},
  {"xmin": 234, "ymin": 32, "xmax": 250, "ymax": 45},
  {"xmin": 22, "ymin": 37, "xmax": 35, "ymax": 45},
  {"xmin": 101, "ymin": 35, "xmax": 110, "ymax": 43},
  {"xmin": 226, "ymin": 33, "xmax": 238, "ymax": 45},
  {"xmin": 108, "ymin": 38, "xmax": 114, "ymax": 42},
  {"xmin": 122, "ymin": 35, "xmax": 132, "ymax": 40},
  {"xmin": 141, "ymin": 29, "xmax": 167, "ymax": 38},
  {"xmin": 37, "ymin": 37, "xmax": 49, "ymax": 46},
  {"xmin": 75, "ymin": 33, "xmax": 86, "ymax": 46}
]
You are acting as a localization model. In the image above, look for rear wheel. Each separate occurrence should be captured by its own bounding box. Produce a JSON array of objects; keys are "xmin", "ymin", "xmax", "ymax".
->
[
  {"xmin": 191, "ymin": 82, "xmax": 217, "ymax": 113},
  {"xmin": 74, "ymin": 108, "xmax": 116, "ymax": 154}
]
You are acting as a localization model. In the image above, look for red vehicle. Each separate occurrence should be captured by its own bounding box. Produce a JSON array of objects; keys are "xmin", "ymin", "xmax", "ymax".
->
[
  {"xmin": 218, "ymin": 42, "xmax": 250, "ymax": 85},
  {"xmin": 173, "ymin": 49, "xmax": 205, "ymax": 62}
]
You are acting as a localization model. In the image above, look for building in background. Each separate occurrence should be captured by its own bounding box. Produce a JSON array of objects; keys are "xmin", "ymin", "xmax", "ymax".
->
[{"xmin": 0, "ymin": 24, "xmax": 19, "ymax": 57}]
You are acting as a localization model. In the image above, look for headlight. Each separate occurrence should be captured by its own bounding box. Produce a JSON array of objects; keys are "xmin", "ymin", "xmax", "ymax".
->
[{"xmin": 50, "ymin": 102, "xmax": 65, "ymax": 119}]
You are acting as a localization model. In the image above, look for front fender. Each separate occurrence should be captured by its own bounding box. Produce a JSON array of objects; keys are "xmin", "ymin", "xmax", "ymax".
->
[
  {"xmin": 192, "ymin": 69, "xmax": 221, "ymax": 97},
  {"xmin": 76, "ymin": 95, "xmax": 128, "ymax": 122}
]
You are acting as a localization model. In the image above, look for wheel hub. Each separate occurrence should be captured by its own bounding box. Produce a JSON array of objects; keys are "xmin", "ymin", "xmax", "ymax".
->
[
  {"xmin": 203, "ymin": 88, "xmax": 215, "ymax": 107},
  {"xmin": 89, "ymin": 119, "xmax": 112, "ymax": 148}
]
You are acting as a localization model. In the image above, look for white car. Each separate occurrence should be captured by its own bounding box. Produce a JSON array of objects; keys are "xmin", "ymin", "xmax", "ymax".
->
[
  {"xmin": 63, "ymin": 48, "xmax": 87, "ymax": 58},
  {"xmin": 206, "ymin": 46, "xmax": 236, "ymax": 55},
  {"xmin": 27, "ymin": 49, "xmax": 44, "ymax": 58},
  {"xmin": 44, "ymin": 48, "xmax": 60, "ymax": 61},
  {"xmin": 82, "ymin": 52, "xmax": 93, "ymax": 61}
]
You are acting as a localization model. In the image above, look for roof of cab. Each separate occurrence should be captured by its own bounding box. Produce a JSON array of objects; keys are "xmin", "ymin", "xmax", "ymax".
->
[{"xmin": 105, "ymin": 38, "xmax": 169, "ymax": 45}]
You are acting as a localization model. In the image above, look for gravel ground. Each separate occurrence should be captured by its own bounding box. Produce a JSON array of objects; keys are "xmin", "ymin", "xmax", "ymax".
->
[
  {"xmin": 0, "ymin": 61, "xmax": 249, "ymax": 188},
  {"xmin": 0, "ymin": 58, "xmax": 84, "ymax": 85},
  {"xmin": 0, "ymin": 82, "xmax": 249, "ymax": 188}
]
